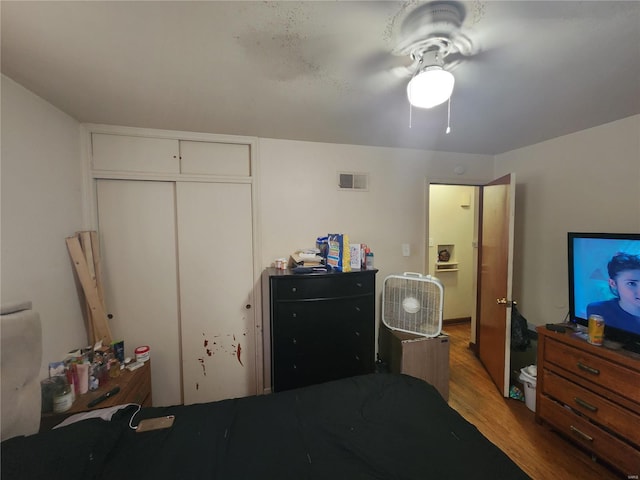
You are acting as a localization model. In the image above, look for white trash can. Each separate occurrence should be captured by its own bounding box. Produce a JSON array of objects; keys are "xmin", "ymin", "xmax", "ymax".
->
[{"xmin": 519, "ymin": 365, "xmax": 537, "ymax": 412}]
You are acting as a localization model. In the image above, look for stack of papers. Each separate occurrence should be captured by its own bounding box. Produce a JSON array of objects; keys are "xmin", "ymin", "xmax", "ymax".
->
[{"xmin": 289, "ymin": 251, "xmax": 324, "ymax": 267}]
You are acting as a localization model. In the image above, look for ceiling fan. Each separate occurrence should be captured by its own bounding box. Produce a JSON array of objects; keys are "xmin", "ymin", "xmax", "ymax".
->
[{"xmin": 391, "ymin": 1, "xmax": 476, "ymax": 111}]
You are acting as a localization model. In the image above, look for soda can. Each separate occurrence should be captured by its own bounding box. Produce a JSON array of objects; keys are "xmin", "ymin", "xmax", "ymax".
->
[{"xmin": 587, "ymin": 314, "xmax": 605, "ymax": 346}]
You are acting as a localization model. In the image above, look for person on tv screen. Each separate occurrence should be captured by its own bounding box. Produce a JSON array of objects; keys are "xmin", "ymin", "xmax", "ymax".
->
[{"xmin": 587, "ymin": 252, "xmax": 640, "ymax": 335}]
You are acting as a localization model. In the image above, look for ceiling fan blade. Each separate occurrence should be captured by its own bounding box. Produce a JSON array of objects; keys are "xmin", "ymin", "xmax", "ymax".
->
[{"xmin": 350, "ymin": 49, "xmax": 417, "ymax": 92}]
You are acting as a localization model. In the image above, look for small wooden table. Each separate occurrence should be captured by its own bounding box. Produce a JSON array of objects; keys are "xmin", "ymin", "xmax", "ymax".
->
[{"xmin": 41, "ymin": 361, "xmax": 152, "ymax": 431}]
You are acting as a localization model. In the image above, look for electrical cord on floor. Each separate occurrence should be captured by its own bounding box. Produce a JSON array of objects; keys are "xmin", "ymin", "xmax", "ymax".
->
[{"xmin": 128, "ymin": 404, "xmax": 142, "ymax": 430}]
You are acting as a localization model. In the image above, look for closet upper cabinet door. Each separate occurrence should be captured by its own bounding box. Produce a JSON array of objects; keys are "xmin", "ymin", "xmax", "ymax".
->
[
  {"xmin": 179, "ymin": 141, "xmax": 250, "ymax": 176},
  {"xmin": 92, "ymin": 134, "xmax": 180, "ymax": 174}
]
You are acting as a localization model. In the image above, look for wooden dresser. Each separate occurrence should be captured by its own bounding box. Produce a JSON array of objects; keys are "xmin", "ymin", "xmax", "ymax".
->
[
  {"xmin": 265, "ymin": 268, "xmax": 377, "ymax": 392},
  {"xmin": 536, "ymin": 326, "xmax": 640, "ymax": 476}
]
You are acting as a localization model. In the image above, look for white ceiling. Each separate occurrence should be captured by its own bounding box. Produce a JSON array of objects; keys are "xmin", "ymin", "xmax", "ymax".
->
[{"xmin": 2, "ymin": 1, "xmax": 639, "ymax": 155}]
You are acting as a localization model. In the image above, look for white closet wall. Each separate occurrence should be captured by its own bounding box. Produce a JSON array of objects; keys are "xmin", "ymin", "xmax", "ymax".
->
[
  {"xmin": 89, "ymin": 127, "xmax": 259, "ymax": 406},
  {"xmin": 96, "ymin": 180, "xmax": 182, "ymax": 406},
  {"xmin": 176, "ymin": 182, "xmax": 256, "ymax": 404}
]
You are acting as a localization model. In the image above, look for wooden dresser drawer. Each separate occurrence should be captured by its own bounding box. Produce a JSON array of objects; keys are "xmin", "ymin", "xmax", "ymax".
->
[
  {"xmin": 543, "ymin": 369, "xmax": 640, "ymax": 446},
  {"xmin": 545, "ymin": 338, "xmax": 640, "ymax": 404},
  {"xmin": 125, "ymin": 363, "xmax": 152, "ymax": 406},
  {"xmin": 274, "ymin": 273, "xmax": 375, "ymax": 300},
  {"xmin": 538, "ymin": 395, "xmax": 640, "ymax": 475}
]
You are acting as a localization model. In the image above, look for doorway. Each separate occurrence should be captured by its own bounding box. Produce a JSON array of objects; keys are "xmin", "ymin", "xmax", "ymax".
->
[
  {"xmin": 427, "ymin": 184, "xmax": 480, "ymax": 343},
  {"xmin": 428, "ymin": 176, "xmax": 520, "ymax": 397}
]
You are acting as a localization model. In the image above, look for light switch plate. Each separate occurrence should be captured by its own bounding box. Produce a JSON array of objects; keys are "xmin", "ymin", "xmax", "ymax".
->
[{"xmin": 402, "ymin": 243, "xmax": 410, "ymax": 257}]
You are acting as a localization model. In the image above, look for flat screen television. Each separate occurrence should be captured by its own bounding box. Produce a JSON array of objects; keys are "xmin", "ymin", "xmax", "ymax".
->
[{"xmin": 568, "ymin": 232, "xmax": 640, "ymax": 353}]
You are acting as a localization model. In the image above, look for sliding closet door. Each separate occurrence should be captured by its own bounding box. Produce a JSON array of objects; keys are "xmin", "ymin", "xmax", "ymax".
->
[
  {"xmin": 177, "ymin": 181, "xmax": 256, "ymax": 404},
  {"xmin": 96, "ymin": 179, "xmax": 182, "ymax": 406}
]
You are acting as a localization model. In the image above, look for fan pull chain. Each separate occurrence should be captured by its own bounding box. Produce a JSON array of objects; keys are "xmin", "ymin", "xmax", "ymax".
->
[
  {"xmin": 409, "ymin": 102, "xmax": 413, "ymax": 128},
  {"xmin": 446, "ymin": 96, "xmax": 452, "ymax": 134},
  {"xmin": 407, "ymin": 55, "xmax": 422, "ymax": 129}
]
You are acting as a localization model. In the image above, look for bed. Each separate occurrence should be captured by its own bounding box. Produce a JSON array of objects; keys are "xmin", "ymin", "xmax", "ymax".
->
[{"xmin": 1, "ymin": 305, "xmax": 529, "ymax": 479}]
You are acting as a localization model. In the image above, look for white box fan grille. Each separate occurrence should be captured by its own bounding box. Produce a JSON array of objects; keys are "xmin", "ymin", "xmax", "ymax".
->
[{"xmin": 382, "ymin": 272, "xmax": 444, "ymax": 337}]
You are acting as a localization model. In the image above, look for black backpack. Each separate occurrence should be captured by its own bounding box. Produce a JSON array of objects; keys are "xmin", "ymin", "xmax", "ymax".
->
[{"xmin": 511, "ymin": 305, "xmax": 531, "ymax": 351}]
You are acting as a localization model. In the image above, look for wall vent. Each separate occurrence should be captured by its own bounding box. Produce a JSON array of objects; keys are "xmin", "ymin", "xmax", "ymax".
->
[{"xmin": 338, "ymin": 172, "xmax": 368, "ymax": 191}]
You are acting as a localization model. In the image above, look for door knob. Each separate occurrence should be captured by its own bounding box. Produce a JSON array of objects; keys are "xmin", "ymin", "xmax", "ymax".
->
[{"xmin": 496, "ymin": 298, "xmax": 517, "ymax": 306}]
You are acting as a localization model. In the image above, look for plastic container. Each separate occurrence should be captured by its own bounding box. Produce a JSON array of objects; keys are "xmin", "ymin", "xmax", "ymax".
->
[
  {"xmin": 52, "ymin": 378, "xmax": 73, "ymax": 413},
  {"xmin": 135, "ymin": 345, "xmax": 150, "ymax": 363},
  {"xmin": 519, "ymin": 365, "xmax": 537, "ymax": 412},
  {"xmin": 365, "ymin": 252, "xmax": 374, "ymax": 269}
]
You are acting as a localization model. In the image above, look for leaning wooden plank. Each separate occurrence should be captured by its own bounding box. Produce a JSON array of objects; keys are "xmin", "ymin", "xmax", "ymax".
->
[
  {"xmin": 89, "ymin": 231, "xmax": 106, "ymax": 312},
  {"xmin": 66, "ymin": 236, "xmax": 113, "ymax": 344},
  {"xmin": 80, "ymin": 292, "xmax": 96, "ymax": 345},
  {"xmin": 78, "ymin": 231, "xmax": 96, "ymax": 281},
  {"xmin": 77, "ymin": 232, "xmax": 96, "ymax": 343}
]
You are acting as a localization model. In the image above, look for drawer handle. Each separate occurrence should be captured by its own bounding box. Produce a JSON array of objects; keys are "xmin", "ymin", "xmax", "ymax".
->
[
  {"xmin": 292, "ymin": 312, "xmax": 297, "ymax": 318},
  {"xmin": 356, "ymin": 282, "xmax": 363, "ymax": 288},
  {"xmin": 355, "ymin": 306, "xmax": 361, "ymax": 312},
  {"xmin": 354, "ymin": 355, "xmax": 360, "ymax": 361},
  {"xmin": 354, "ymin": 331, "xmax": 360, "ymax": 337},
  {"xmin": 574, "ymin": 397, "xmax": 598, "ymax": 412},
  {"xmin": 577, "ymin": 362, "xmax": 600, "ymax": 375},
  {"xmin": 292, "ymin": 338, "xmax": 297, "ymax": 345},
  {"xmin": 570, "ymin": 425, "xmax": 593, "ymax": 442},
  {"xmin": 291, "ymin": 287, "xmax": 297, "ymax": 293}
]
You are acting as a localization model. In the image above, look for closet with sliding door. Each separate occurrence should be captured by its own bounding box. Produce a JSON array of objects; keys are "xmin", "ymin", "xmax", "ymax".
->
[{"xmin": 86, "ymin": 125, "xmax": 260, "ymax": 407}]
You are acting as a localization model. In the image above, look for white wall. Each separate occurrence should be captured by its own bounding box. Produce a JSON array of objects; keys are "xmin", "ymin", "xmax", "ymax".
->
[
  {"xmin": 495, "ymin": 115, "xmax": 640, "ymax": 328},
  {"xmin": 1, "ymin": 75, "xmax": 87, "ymax": 378},
  {"xmin": 258, "ymin": 138, "xmax": 493, "ymax": 279}
]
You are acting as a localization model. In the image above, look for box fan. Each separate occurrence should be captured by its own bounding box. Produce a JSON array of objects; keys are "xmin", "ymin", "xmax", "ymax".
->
[{"xmin": 382, "ymin": 272, "xmax": 444, "ymax": 337}]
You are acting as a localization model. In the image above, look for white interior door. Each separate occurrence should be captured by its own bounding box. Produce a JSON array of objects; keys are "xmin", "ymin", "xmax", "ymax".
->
[
  {"xmin": 177, "ymin": 182, "xmax": 256, "ymax": 404},
  {"xmin": 96, "ymin": 179, "xmax": 182, "ymax": 406}
]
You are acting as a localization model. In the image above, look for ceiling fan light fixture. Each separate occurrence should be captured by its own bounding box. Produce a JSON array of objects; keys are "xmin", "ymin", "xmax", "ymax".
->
[{"xmin": 407, "ymin": 66, "xmax": 455, "ymax": 109}]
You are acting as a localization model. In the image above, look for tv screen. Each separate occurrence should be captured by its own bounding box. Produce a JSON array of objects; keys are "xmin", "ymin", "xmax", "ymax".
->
[{"xmin": 568, "ymin": 232, "xmax": 640, "ymax": 352}]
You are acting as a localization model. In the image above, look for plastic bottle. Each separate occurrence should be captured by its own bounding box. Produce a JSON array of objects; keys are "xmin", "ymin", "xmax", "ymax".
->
[{"xmin": 366, "ymin": 252, "xmax": 374, "ymax": 269}]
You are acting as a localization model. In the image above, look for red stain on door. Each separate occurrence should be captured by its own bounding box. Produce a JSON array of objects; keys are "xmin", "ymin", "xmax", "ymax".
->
[{"xmin": 236, "ymin": 343, "xmax": 243, "ymax": 366}]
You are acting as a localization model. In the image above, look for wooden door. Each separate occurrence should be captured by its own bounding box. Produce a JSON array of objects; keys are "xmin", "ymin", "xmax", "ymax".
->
[
  {"xmin": 477, "ymin": 174, "xmax": 516, "ymax": 397},
  {"xmin": 96, "ymin": 179, "xmax": 183, "ymax": 406},
  {"xmin": 177, "ymin": 182, "xmax": 256, "ymax": 404}
]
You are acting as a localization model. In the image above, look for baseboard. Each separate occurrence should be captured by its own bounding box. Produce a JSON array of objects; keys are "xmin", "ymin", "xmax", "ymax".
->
[{"xmin": 443, "ymin": 317, "xmax": 471, "ymax": 325}]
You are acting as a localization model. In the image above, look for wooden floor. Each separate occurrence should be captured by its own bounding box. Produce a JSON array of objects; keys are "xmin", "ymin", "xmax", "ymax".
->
[{"xmin": 443, "ymin": 322, "xmax": 622, "ymax": 480}]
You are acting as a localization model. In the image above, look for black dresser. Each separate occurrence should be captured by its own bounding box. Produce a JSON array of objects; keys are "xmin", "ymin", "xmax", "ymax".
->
[{"xmin": 264, "ymin": 268, "xmax": 378, "ymax": 392}]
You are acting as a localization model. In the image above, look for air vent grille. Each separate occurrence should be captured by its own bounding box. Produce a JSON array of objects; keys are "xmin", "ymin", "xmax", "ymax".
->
[{"xmin": 338, "ymin": 172, "xmax": 368, "ymax": 191}]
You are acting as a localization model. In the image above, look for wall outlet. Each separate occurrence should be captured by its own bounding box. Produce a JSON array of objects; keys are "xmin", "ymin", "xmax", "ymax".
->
[{"xmin": 402, "ymin": 243, "xmax": 410, "ymax": 257}]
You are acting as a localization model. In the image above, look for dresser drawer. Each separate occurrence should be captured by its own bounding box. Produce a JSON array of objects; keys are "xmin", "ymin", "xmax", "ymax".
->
[
  {"xmin": 273, "ymin": 300, "xmax": 373, "ymax": 360},
  {"xmin": 545, "ymin": 338, "xmax": 640, "ymax": 404},
  {"xmin": 273, "ymin": 273, "xmax": 375, "ymax": 300},
  {"xmin": 126, "ymin": 365, "xmax": 152, "ymax": 406},
  {"xmin": 543, "ymin": 369, "xmax": 640, "ymax": 446},
  {"xmin": 273, "ymin": 352, "xmax": 369, "ymax": 392},
  {"xmin": 538, "ymin": 395, "xmax": 640, "ymax": 475},
  {"xmin": 273, "ymin": 324, "xmax": 372, "ymax": 359},
  {"xmin": 274, "ymin": 296, "xmax": 371, "ymax": 327}
]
